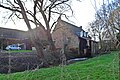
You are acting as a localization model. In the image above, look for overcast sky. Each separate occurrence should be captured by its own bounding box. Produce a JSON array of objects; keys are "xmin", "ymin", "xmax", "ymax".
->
[{"xmin": 0, "ymin": 0, "xmax": 105, "ymax": 31}]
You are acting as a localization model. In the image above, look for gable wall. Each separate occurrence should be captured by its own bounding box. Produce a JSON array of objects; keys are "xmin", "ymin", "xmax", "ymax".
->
[{"xmin": 52, "ymin": 19, "xmax": 79, "ymax": 49}]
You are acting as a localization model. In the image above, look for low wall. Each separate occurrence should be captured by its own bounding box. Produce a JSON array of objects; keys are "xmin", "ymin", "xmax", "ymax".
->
[{"xmin": 0, "ymin": 52, "xmax": 41, "ymax": 74}]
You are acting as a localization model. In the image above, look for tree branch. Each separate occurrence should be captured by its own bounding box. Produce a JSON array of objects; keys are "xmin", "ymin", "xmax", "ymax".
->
[
  {"xmin": 16, "ymin": 0, "xmax": 32, "ymax": 30},
  {"xmin": 0, "ymin": 4, "xmax": 21, "ymax": 13},
  {"xmin": 52, "ymin": 0, "xmax": 69, "ymax": 8}
]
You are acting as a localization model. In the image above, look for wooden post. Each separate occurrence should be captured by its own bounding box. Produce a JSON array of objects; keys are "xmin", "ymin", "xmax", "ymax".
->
[{"xmin": 8, "ymin": 52, "xmax": 11, "ymax": 74}]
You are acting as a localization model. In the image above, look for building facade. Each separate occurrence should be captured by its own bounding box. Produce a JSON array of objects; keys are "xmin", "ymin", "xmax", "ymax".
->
[{"xmin": 52, "ymin": 18, "xmax": 92, "ymax": 57}]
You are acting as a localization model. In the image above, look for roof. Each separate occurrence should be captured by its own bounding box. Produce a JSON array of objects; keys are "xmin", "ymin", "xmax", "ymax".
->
[
  {"xmin": 0, "ymin": 27, "xmax": 27, "ymax": 39},
  {"xmin": 58, "ymin": 19, "xmax": 89, "ymax": 39},
  {"xmin": 60, "ymin": 20, "xmax": 84, "ymax": 34}
]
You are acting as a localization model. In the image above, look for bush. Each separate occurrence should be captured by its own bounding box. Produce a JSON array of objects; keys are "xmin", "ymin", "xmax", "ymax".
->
[{"xmin": 116, "ymin": 32, "xmax": 120, "ymax": 41}]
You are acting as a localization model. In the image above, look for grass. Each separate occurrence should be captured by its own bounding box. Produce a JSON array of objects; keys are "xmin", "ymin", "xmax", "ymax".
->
[
  {"xmin": 5, "ymin": 50, "xmax": 32, "ymax": 53},
  {"xmin": 0, "ymin": 51, "xmax": 119, "ymax": 80}
]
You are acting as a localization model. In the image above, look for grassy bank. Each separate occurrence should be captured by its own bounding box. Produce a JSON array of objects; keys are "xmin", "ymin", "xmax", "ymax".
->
[{"xmin": 0, "ymin": 51, "xmax": 119, "ymax": 80}]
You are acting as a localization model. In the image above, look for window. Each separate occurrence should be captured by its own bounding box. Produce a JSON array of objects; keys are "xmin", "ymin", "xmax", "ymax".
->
[
  {"xmin": 76, "ymin": 32, "xmax": 80, "ymax": 37},
  {"xmin": 81, "ymin": 31, "xmax": 83, "ymax": 37},
  {"xmin": 84, "ymin": 32, "xmax": 86, "ymax": 37},
  {"xmin": 86, "ymin": 32, "xmax": 88, "ymax": 37}
]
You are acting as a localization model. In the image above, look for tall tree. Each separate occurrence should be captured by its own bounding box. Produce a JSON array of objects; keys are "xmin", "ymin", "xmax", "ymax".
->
[
  {"xmin": 89, "ymin": 0, "xmax": 119, "ymax": 51},
  {"xmin": 92, "ymin": 0, "xmax": 120, "ymax": 77},
  {"xmin": 0, "ymin": 0, "xmax": 74, "ymax": 66}
]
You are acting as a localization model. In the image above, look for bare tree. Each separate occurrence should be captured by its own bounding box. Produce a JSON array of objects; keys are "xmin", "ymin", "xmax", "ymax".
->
[
  {"xmin": 0, "ymin": 0, "xmax": 74, "ymax": 66},
  {"xmin": 107, "ymin": 1, "xmax": 120, "ymax": 78},
  {"xmin": 88, "ymin": 22, "xmax": 98, "ymax": 41},
  {"xmin": 91, "ymin": 0, "xmax": 120, "ymax": 78},
  {"xmin": 89, "ymin": 0, "xmax": 119, "ymax": 51},
  {"xmin": 88, "ymin": 18, "xmax": 105, "ymax": 52}
]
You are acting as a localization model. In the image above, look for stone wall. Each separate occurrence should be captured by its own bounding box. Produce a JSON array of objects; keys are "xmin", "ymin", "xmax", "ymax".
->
[
  {"xmin": 0, "ymin": 52, "xmax": 41, "ymax": 74},
  {"xmin": 52, "ymin": 19, "xmax": 79, "ymax": 49}
]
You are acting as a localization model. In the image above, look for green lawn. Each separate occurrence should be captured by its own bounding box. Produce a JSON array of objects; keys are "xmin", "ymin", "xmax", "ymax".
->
[
  {"xmin": 6, "ymin": 50, "xmax": 32, "ymax": 53},
  {"xmin": 0, "ymin": 51, "xmax": 119, "ymax": 80}
]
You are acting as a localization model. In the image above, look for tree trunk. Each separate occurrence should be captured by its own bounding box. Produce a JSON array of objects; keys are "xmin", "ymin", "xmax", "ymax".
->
[
  {"xmin": 28, "ymin": 30, "xmax": 49, "ymax": 66},
  {"xmin": 17, "ymin": 0, "xmax": 49, "ymax": 66},
  {"xmin": 46, "ymin": 30, "xmax": 59, "ymax": 59},
  {"xmin": 46, "ymin": 30, "xmax": 56, "ymax": 51},
  {"xmin": 99, "ymin": 33, "xmax": 102, "ymax": 53},
  {"xmin": 33, "ymin": 40, "xmax": 49, "ymax": 67}
]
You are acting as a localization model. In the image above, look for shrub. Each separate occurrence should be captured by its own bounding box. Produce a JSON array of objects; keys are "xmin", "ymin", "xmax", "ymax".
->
[{"xmin": 116, "ymin": 32, "xmax": 120, "ymax": 41}]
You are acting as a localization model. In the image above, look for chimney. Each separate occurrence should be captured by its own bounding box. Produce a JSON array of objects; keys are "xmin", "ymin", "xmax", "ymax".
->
[{"xmin": 80, "ymin": 26, "xmax": 82, "ymax": 29}]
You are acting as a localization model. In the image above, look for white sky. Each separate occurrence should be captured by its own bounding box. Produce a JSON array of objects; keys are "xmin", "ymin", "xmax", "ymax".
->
[{"xmin": 0, "ymin": 0, "xmax": 105, "ymax": 31}]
